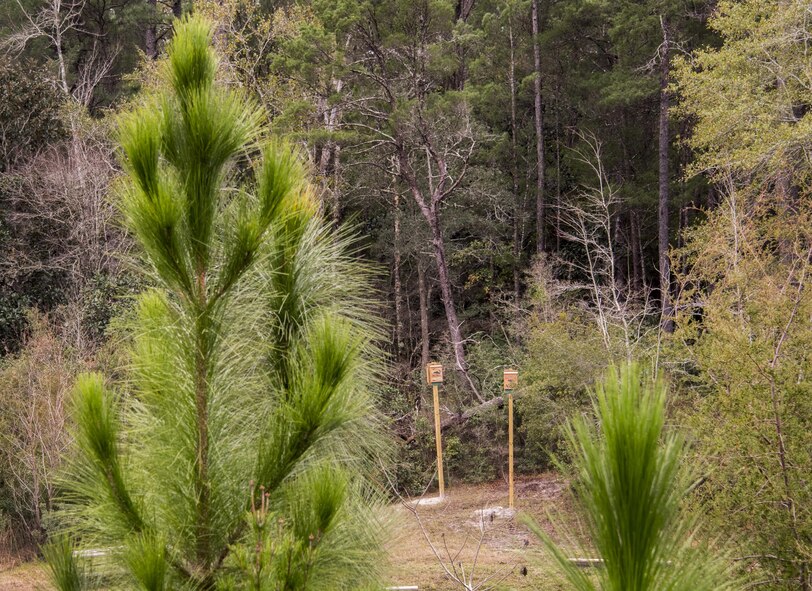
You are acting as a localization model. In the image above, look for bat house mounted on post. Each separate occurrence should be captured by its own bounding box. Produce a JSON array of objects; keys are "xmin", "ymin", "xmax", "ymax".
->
[
  {"xmin": 426, "ymin": 362, "xmax": 444, "ymax": 385},
  {"xmin": 503, "ymin": 369, "xmax": 518, "ymax": 391}
]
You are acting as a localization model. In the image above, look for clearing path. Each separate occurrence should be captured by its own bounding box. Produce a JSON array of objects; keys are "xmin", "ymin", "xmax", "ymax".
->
[
  {"xmin": 0, "ymin": 560, "xmax": 49, "ymax": 591},
  {"xmin": 385, "ymin": 473, "xmax": 572, "ymax": 591}
]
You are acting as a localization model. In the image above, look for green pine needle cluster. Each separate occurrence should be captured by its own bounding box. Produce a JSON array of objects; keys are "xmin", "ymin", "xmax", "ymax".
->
[
  {"xmin": 45, "ymin": 14, "xmax": 387, "ymax": 591},
  {"xmin": 525, "ymin": 364, "xmax": 735, "ymax": 591}
]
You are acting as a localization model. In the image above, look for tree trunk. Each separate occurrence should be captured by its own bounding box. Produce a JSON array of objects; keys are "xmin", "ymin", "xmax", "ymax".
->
[
  {"xmin": 393, "ymin": 191, "xmax": 403, "ymax": 359},
  {"xmin": 193, "ymin": 275, "xmax": 212, "ymax": 579},
  {"xmin": 658, "ymin": 17, "xmax": 674, "ymax": 332},
  {"xmin": 613, "ymin": 213, "xmax": 625, "ymax": 288},
  {"xmin": 451, "ymin": 0, "xmax": 476, "ymax": 89},
  {"xmin": 397, "ymin": 144, "xmax": 480, "ymax": 398},
  {"xmin": 456, "ymin": 0, "xmax": 475, "ymax": 20},
  {"xmin": 532, "ymin": 0, "xmax": 546, "ymax": 254},
  {"xmin": 418, "ymin": 260, "xmax": 430, "ymax": 370},
  {"xmin": 630, "ymin": 210, "xmax": 642, "ymax": 292},
  {"xmin": 145, "ymin": 0, "xmax": 157, "ymax": 59},
  {"xmin": 426, "ymin": 205, "xmax": 482, "ymax": 401},
  {"xmin": 509, "ymin": 15, "xmax": 521, "ymax": 299},
  {"xmin": 319, "ymin": 80, "xmax": 344, "ymax": 224},
  {"xmin": 555, "ymin": 80, "xmax": 562, "ymax": 253}
]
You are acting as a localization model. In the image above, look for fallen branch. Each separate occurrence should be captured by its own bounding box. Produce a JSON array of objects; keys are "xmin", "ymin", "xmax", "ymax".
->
[{"xmin": 402, "ymin": 393, "xmax": 522, "ymax": 444}]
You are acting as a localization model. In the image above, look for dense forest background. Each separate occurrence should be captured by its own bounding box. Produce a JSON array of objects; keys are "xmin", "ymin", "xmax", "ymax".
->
[{"xmin": 0, "ymin": 0, "xmax": 810, "ymax": 588}]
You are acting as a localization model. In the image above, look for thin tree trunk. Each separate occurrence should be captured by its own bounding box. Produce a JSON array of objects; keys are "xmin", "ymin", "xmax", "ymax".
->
[
  {"xmin": 54, "ymin": 18, "xmax": 68, "ymax": 96},
  {"xmin": 456, "ymin": 0, "xmax": 475, "ymax": 20},
  {"xmin": 630, "ymin": 210, "xmax": 642, "ymax": 292},
  {"xmin": 397, "ymin": 145, "xmax": 480, "ymax": 399},
  {"xmin": 406, "ymin": 286, "xmax": 414, "ymax": 360},
  {"xmin": 532, "ymin": 0, "xmax": 546, "ymax": 254},
  {"xmin": 418, "ymin": 260, "xmax": 430, "ymax": 370},
  {"xmin": 193, "ymin": 273, "xmax": 212, "ymax": 580},
  {"xmin": 426, "ymin": 206, "xmax": 481, "ymax": 401},
  {"xmin": 319, "ymin": 80, "xmax": 344, "ymax": 223},
  {"xmin": 393, "ymin": 191, "xmax": 403, "ymax": 358},
  {"xmin": 613, "ymin": 213, "xmax": 624, "ymax": 288},
  {"xmin": 145, "ymin": 0, "xmax": 157, "ymax": 58},
  {"xmin": 452, "ymin": 0, "xmax": 476, "ymax": 89},
  {"xmin": 555, "ymin": 80, "xmax": 562, "ymax": 253},
  {"xmin": 509, "ymin": 14, "xmax": 520, "ymax": 299},
  {"xmin": 658, "ymin": 17, "xmax": 674, "ymax": 332}
]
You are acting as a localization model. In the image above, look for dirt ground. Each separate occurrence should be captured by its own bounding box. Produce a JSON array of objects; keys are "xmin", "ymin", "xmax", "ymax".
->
[
  {"xmin": 0, "ymin": 474, "xmax": 575, "ymax": 591},
  {"xmin": 384, "ymin": 473, "xmax": 574, "ymax": 590},
  {"xmin": 0, "ymin": 560, "xmax": 50, "ymax": 591}
]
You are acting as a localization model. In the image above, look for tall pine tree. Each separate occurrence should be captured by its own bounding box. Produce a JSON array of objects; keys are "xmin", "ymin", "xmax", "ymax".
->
[{"xmin": 45, "ymin": 15, "xmax": 386, "ymax": 591}]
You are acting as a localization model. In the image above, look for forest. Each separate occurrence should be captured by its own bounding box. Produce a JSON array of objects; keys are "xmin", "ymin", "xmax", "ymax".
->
[{"xmin": 0, "ymin": 0, "xmax": 810, "ymax": 589}]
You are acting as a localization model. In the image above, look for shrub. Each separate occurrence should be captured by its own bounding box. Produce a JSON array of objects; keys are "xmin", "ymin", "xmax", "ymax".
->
[{"xmin": 0, "ymin": 312, "xmax": 77, "ymax": 551}]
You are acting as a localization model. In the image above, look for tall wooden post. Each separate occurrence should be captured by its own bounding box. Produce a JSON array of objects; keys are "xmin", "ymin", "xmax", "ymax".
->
[
  {"xmin": 432, "ymin": 383, "xmax": 445, "ymax": 498},
  {"xmin": 508, "ymin": 391, "xmax": 514, "ymax": 508},
  {"xmin": 427, "ymin": 363, "xmax": 445, "ymax": 497},
  {"xmin": 504, "ymin": 369, "xmax": 518, "ymax": 509}
]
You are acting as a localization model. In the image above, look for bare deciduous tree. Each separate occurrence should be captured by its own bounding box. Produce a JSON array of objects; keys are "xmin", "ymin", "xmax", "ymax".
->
[
  {"xmin": 556, "ymin": 131, "xmax": 654, "ymax": 358},
  {"xmin": 3, "ymin": 0, "xmax": 117, "ymax": 108},
  {"xmin": 4, "ymin": 129, "xmax": 122, "ymax": 281},
  {"xmin": 0, "ymin": 313, "xmax": 77, "ymax": 548},
  {"xmin": 1, "ymin": 122, "xmax": 128, "ymax": 351}
]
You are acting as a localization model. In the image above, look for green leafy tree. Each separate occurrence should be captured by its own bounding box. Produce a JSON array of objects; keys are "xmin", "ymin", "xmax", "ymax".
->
[
  {"xmin": 674, "ymin": 0, "xmax": 812, "ymax": 187},
  {"xmin": 46, "ymin": 15, "xmax": 386, "ymax": 591},
  {"xmin": 672, "ymin": 198, "xmax": 812, "ymax": 590},
  {"xmin": 673, "ymin": 3, "xmax": 812, "ymax": 587},
  {"xmin": 525, "ymin": 364, "xmax": 734, "ymax": 591}
]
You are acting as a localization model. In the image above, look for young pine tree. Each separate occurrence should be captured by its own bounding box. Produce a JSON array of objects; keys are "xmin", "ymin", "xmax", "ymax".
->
[
  {"xmin": 525, "ymin": 364, "xmax": 735, "ymax": 591},
  {"xmin": 46, "ymin": 15, "xmax": 386, "ymax": 591}
]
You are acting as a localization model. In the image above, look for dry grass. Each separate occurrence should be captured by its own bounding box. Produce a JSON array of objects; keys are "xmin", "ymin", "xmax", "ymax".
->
[
  {"xmin": 0, "ymin": 560, "xmax": 49, "ymax": 591},
  {"xmin": 384, "ymin": 474, "xmax": 574, "ymax": 591},
  {"xmin": 0, "ymin": 474, "xmax": 576, "ymax": 591}
]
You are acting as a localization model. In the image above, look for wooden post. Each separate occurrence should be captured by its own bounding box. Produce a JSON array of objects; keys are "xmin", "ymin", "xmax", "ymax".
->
[
  {"xmin": 427, "ymin": 363, "xmax": 445, "ymax": 497},
  {"xmin": 503, "ymin": 369, "xmax": 518, "ymax": 509},
  {"xmin": 433, "ymin": 383, "xmax": 445, "ymax": 498},
  {"xmin": 508, "ymin": 391, "xmax": 514, "ymax": 509}
]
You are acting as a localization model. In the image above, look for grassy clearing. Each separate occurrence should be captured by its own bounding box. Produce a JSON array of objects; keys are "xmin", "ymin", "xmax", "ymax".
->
[
  {"xmin": 384, "ymin": 474, "xmax": 574, "ymax": 591},
  {"xmin": 0, "ymin": 560, "xmax": 49, "ymax": 591},
  {"xmin": 0, "ymin": 474, "xmax": 575, "ymax": 591}
]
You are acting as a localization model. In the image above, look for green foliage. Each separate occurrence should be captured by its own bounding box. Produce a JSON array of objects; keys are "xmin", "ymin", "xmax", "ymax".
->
[
  {"xmin": 444, "ymin": 411, "xmax": 503, "ymax": 484},
  {"xmin": 124, "ymin": 532, "xmax": 169, "ymax": 591},
  {"xmin": 0, "ymin": 57, "xmax": 65, "ymax": 172},
  {"xmin": 670, "ymin": 197, "xmax": 812, "ymax": 588},
  {"xmin": 49, "ymin": 15, "xmax": 387, "ymax": 590},
  {"xmin": 671, "ymin": 3, "xmax": 812, "ymax": 586},
  {"xmin": 674, "ymin": 0, "xmax": 812, "ymax": 183},
  {"xmin": 222, "ymin": 466, "xmax": 381, "ymax": 591},
  {"xmin": 43, "ymin": 535, "xmax": 89, "ymax": 591},
  {"xmin": 80, "ymin": 272, "xmax": 143, "ymax": 344},
  {"xmin": 517, "ymin": 314, "xmax": 609, "ymax": 469},
  {"xmin": 525, "ymin": 364, "xmax": 734, "ymax": 591},
  {"xmin": 516, "ymin": 262, "xmax": 615, "ymax": 471}
]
